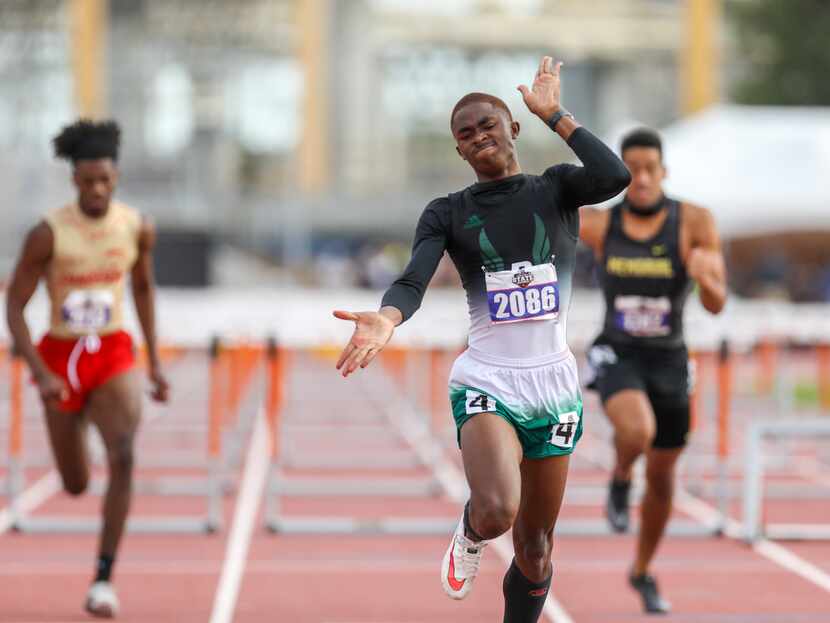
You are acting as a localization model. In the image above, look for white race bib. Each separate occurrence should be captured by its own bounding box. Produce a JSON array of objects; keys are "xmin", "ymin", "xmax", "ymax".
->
[
  {"xmin": 614, "ymin": 295, "xmax": 671, "ymax": 337},
  {"xmin": 550, "ymin": 411, "xmax": 580, "ymax": 449},
  {"xmin": 485, "ymin": 262, "xmax": 559, "ymax": 325},
  {"xmin": 61, "ymin": 289, "xmax": 114, "ymax": 333}
]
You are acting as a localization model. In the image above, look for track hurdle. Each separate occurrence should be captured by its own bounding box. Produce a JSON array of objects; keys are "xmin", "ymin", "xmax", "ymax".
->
[
  {"xmin": 743, "ymin": 417, "xmax": 830, "ymax": 543},
  {"xmin": 3, "ymin": 337, "xmax": 263, "ymax": 534},
  {"xmin": 714, "ymin": 339, "xmax": 732, "ymax": 535},
  {"xmin": 553, "ymin": 342, "xmax": 731, "ymax": 538},
  {"xmin": 3, "ymin": 350, "xmax": 26, "ymax": 518},
  {"xmin": 264, "ymin": 342, "xmax": 456, "ymax": 535},
  {"xmin": 751, "ymin": 337, "xmax": 830, "ymax": 415},
  {"xmin": 816, "ymin": 342, "xmax": 830, "ymax": 411},
  {"xmin": 262, "ymin": 338, "xmax": 736, "ymax": 538}
]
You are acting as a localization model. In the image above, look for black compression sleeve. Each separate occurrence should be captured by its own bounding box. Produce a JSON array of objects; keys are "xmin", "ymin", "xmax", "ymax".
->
[
  {"xmin": 559, "ymin": 127, "xmax": 631, "ymax": 207},
  {"xmin": 380, "ymin": 200, "xmax": 449, "ymax": 322}
]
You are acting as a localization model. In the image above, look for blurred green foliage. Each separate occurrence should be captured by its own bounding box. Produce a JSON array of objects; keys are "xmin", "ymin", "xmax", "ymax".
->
[{"xmin": 731, "ymin": 0, "xmax": 830, "ymax": 105}]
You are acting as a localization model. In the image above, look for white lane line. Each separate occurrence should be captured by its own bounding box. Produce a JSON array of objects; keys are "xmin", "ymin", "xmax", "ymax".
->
[
  {"xmin": 753, "ymin": 540, "xmax": 830, "ymax": 592},
  {"xmin": 372, "ymin": 379, "xmax": 575, "ymax": 623},
  {"xmin": 674, "ymin": 488, "xmax": 830, "ymax": 594},
  {"xmin": 209, "ymin": 409, "xmax": 270, "ymax": 623},
  {"xmin": 581, "ymin": 430, "xmax": 830, "ymax": 598},
  {"xmin": 0, "ymin": 471, "xmax": 61, "ymax": 534}
]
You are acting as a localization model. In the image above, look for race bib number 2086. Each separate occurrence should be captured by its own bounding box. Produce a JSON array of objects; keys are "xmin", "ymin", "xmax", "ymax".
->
[{"xmin": 485, "ymin": 262, "xmax": 559, "ymax": 324}]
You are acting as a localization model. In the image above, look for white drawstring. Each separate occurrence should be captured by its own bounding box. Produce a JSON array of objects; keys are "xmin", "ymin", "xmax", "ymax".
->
[{"xmin": 66, "ymin": 335, "xmax": 101, "ymax": 392}]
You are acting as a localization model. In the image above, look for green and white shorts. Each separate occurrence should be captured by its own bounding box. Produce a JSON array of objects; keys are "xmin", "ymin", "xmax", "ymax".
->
[{"xmin": 448, "ymin": 348, "xmax": 584, "ymax": 459}]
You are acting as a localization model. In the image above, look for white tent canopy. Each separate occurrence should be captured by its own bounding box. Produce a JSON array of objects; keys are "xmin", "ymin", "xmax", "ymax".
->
[{"xmin": 610, "ymin": 105, "xmax": 830, "ymax": 238}]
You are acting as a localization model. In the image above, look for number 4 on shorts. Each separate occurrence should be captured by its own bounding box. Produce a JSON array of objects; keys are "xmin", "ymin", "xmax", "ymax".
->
[
  {"xmin": 550, "ymin": 411, "xmax": 580, "ymax": 449},
  {"xmin": 465, "ymin": 390, "xmax": 495, "ymax": 415}
]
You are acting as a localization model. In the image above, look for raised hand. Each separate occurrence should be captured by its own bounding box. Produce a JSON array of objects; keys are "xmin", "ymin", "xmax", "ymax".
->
[
  {"xmin": 517, "ymin": 55, "xmax": 563, "ymax": 121},
  {"xmin": 333, "ymin": 309, "xmax": 396, "ymax": 377}
]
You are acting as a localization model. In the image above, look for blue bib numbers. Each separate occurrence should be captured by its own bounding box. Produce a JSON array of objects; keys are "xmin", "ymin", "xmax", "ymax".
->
[
  {"xmin": 485, "ymin": 262, "xmax": 559, "ymax": 324},
  {"xmin": 61, "ymin": 289, "xmax": 114, "ymax": 333},
  {"xmin": 613, "ymin": 295, "xmax": 671, "ymax": 337}
]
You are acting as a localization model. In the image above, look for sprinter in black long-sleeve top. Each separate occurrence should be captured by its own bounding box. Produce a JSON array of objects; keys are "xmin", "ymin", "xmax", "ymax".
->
[{"xmin": 334, "ymin": 57, "xmax": 630, "ymax": 623}]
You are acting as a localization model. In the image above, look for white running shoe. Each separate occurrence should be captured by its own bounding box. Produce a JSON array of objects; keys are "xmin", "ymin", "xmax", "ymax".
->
[
  {"xmin": 441, "ymin": 510, "xmax": 487, "ymax": 600},
  {"xmin": 85, "ymin": 581, "xmax": 119, "ymax": 618}
]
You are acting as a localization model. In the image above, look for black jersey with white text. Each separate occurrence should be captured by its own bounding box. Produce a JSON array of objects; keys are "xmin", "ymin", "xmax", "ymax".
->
[{"xmin": 382, "ymin": 127, "xmax": 630, "ymax": 364}]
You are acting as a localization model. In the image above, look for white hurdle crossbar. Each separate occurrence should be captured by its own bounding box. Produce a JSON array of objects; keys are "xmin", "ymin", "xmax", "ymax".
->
[
  {"xmin": 264, "ymin": 345, "xmax": 455, "ymax": 534},
  {"xmin": 743, "ymin": 417, "xmax": 830, "ymax": 543},
  {"xmin": 2, "ymin": 339, "xmax": 265, "ymax": 534}
]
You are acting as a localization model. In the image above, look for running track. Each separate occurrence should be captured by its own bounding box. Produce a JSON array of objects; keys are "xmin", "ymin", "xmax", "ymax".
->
[{"xmin": 2, "ymin": 347, "xmax": 830, "ymax": 622}]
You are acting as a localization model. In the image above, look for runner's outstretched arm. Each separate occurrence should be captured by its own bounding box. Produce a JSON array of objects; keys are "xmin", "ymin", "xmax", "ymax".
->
[
  {"xmin": 5, "ymin": 223, "xmax": 68, "ymax": 406},
  {"xmin": 335, "ymin": 199, "xmax": 449, "ymax": 377},
  {"xmin": 131, "ymin": 217, "xmax": 169, "ymax": 402}
]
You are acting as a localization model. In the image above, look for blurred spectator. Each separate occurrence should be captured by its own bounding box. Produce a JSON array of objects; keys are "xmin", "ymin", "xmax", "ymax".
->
[
  {"xmin": 819, "ymin": 268, "xmax": 830, "ymax": 303},
  {"xmin": 359, "ymin": 242, "xmax": 409, "ymax": 289},
  {"xmin": 315, "ymin": 240, "xmax": 359, "ymax": 288}
]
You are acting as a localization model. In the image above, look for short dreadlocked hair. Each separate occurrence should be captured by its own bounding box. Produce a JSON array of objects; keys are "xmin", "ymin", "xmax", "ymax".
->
[
  {"xmin": 52, "ymin": 119, "xmax": 121, "ymax": 164},
  {"xmin": 450, "ymin": 92, "xmax": 513, "ymax": 130}
]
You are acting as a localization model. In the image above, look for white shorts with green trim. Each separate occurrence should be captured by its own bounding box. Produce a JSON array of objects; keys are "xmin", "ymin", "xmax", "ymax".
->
[{"xmin": 448, "ymin": 347, "xmax": 583, "ymax": 459}]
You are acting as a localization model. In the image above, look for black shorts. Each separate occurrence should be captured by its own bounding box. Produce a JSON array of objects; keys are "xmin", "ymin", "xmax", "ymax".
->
[{"xmin": 585, "ymin": 339, "xmax": 692, "ymax": 449}]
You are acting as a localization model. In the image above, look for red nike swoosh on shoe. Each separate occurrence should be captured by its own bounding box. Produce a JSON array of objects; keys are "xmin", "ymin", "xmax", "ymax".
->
[
  {"xmin": 447, "ymin": 549, "xmax": 466, "ymax": 592},
  {"xmin": 529, "ymin": 588, "xmax": 547, "ymax": 597}
]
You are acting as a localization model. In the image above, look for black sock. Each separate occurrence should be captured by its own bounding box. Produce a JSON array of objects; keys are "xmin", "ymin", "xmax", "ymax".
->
[
  {"xmin": 94, "ymin": 554, "xmax": 114, "ymax": 583},
  {"xmin": 502, "ymin": 558, "xmax": 552, "ymax": 623},
  {"xmin": 463, "ymin": 500, "xmax": 485, "ymax": 542}
]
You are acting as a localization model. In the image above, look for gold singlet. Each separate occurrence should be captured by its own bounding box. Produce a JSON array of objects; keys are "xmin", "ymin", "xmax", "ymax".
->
[{"xmin": 44, "ymin": 201, "xmax": 141, "ymax": 338}]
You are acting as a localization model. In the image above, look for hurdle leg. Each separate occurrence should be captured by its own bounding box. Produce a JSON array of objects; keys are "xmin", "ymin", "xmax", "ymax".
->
[
  {"xmin": 206, "ymin": 336, "xmax": 224, "ymax": 532},
  {"xmin": 817, "ymin": 342, "xmax": 830, "ymax": 411},
  {"xmin": 715, "ymin": 339, "xmax": 732, "ymax": 535},
  {"xmin": 8, "ymin": 355, "xmax": 26, "ymax": 526},
  {"xmin": 264, "ymin": 337, "xmax": 284, "ymax": 532}
]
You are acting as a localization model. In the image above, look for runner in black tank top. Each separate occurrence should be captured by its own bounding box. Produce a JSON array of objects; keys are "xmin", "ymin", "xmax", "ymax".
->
[
  {"xmin": 580, "ymin": 128, "xmax": 727, "ymax": 615},
  {"xmin": 334, "ymin": 57, "xmax": 631, "ymax": 623},
  {"xmin": 597, "ymin": 198, "xmax": 692, "ymax": 349}
]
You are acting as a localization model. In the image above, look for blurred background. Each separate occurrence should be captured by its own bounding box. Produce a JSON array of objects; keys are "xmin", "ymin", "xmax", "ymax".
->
[
  {"xmin": 0, "ymin": 0, "xmax": 828, "ymax": 302},
  {"xmin": 3, "ymin": 6, "xmax": 830, "ymax": 621}
]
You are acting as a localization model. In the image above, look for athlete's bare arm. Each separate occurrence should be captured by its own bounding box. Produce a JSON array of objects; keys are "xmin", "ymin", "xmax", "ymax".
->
[
  {"xmin": 131, "ymin": 217, "xmax": 169, "ymax": 402},
  {"xmin": 6, "ymin": 222, "xmax": 68, "ymax": 406},
  {"xmin": 579, "ymin": 206, "xmax": 610, "ymax": 259},
  {"xmin": 682, "ymin": 204, "xmax": 727, "ymax": 314}
]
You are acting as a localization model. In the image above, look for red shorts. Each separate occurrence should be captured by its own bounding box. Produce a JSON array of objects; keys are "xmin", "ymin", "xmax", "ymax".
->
[{"xmin": 37, "ymin": 330, "xmax": 136, "ymax": 412}]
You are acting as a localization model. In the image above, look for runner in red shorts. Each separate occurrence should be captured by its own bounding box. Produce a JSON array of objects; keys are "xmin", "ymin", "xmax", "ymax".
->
[{"xmin": 5, "ymin": 119, "xmax": 169, "ymax": 618}]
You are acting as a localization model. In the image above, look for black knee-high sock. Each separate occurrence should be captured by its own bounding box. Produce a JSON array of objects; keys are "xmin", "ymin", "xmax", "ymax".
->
[
  {"xmin": 463, "ymin": 500, "xmax": 485, "ymax": 542},
  {"xmin": 502, "ymin": 559, "xmax": 552, "ymax": 623},
  {"xmin": 94, "ymin": 554, "xmax": 114, "ymax": 583}
]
